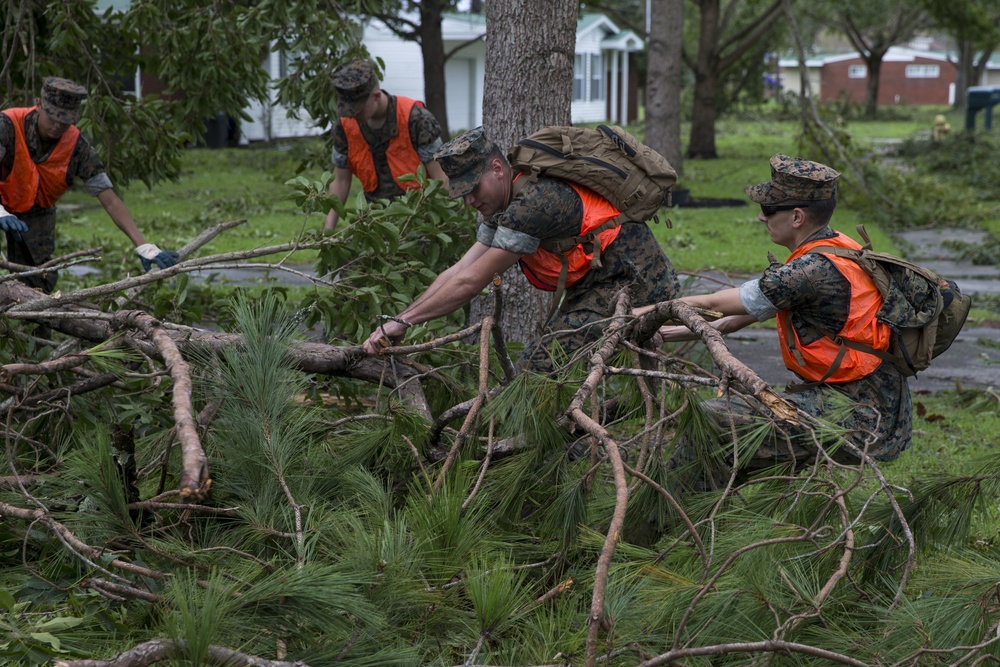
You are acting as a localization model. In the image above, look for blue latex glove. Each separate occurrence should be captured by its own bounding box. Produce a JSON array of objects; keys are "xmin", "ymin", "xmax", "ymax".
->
[
  {"xmin": 135, "ymin": 243, "xmax": 180, "ymax": 272},
  {"xmin": 0, "ymin": 210, "xmax": 28, "ymax": 242}
]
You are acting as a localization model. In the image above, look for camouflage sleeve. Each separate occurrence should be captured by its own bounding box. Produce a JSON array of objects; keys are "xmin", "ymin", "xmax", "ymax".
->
[
  {"xmin": 408, "ymin": 104, "xmax": 443, "ymax": 163},
  {"xmin": 739, "ymin": 278, "xmax": 779, "ymax": 321},
  {"xmin": 0, "ymin": 113, "xmax": 12, "ymax": 170},
  {"xmin": 331, "ymin": 121, "xmax": 349, "ymax": 169},
  {"xmin": 84, "ymin": 173, "xmax": 113, "ymax": 196},
  {"xmin": 477, "ymin": 220, "xmax": 497, "ymax": 246},
  {"xmin": 489, "ymin": 178, "xmax": 583, "ymax": 255},
  {"xmin": 66, "ymin": 133, "xmax": 108, "ymax": 185},
  {"xmin": 758, "ymin": 253, "xmax": 852, "ymax": 333}
]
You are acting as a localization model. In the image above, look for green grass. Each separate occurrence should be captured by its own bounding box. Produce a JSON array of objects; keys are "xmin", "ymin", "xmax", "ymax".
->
[
  {"xmin": 651, "ymin": 113, "xmax": 904, "ymax": 274},
  {"xmin": 891, "ymin": 391, "xmax": 1000, "ymax": 477},
  {"xmin": 58, "ymin": 142, "xmax": 328, "ymax": 265}
]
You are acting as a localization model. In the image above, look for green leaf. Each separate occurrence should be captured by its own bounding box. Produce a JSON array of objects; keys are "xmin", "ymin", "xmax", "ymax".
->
[
  {"xmin": 35, "ymin": 617, "xmax": 84, "ymax": 632},
  {"xmin": 29, "ymin": 633, "xmax": 61, "ymax": 651}
]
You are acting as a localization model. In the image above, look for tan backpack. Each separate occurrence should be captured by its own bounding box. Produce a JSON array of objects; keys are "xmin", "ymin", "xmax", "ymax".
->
[
  {"xmin": 507, "ymin": 125, "xmax": 677, "ymax": 310},
  {"xmin": 509, "ymin": 124, "xmax": 677, "ymax": 236},
  {"xmin": 805, "ymin": 225, "xmax": 972, "ymax": 378}
]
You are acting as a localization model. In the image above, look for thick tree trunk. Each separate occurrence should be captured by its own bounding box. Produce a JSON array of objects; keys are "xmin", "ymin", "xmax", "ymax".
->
[
  {"xmin": 419, "ymin": 0, "xmax": 451, "ymax": 140},
  {"xmin": 864, "ymin": 54, "xmax": 884, "ymax": 117},
  {"xmin": 473, "ymin": 0, "xmax": 578, "ymax": 345},
  {"xmin": 645, "ymin": 0, "xmax": 685, "ymax": 175},
  {"xmin": 687, "ymin": 0, "xmax": 721, "ymax": 159},
  {"xmin": 954, "ymin": 41, "xmax": 974, "ymax": 110},
  {"xmin": 953, "ymin": 40, "xmax": 998, "ymax": 110}
]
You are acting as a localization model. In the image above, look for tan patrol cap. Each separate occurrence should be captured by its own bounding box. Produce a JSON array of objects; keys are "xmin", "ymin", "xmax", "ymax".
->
[
  {"xmin": 331, "ymin": 59, "xmax": 378, "ymax": 119},
  {"xmin": 746, "ymin": 153, "xmax": 840, "ymax": 204},
  {"xmin": 39, "ymin": 77, "xmax": 88, "ymax": 124}
]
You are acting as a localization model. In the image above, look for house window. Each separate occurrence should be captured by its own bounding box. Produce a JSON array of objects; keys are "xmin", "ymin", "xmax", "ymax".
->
[
  {"xmin": 906, "ymin": 64, "xmax": 940, "ymax": 79},
  {"xmin": 589, "ymin": 53, "xmax": 604, "ymax": 101},
  {"xmin": 848, "ymin": 65, "xmax": 866, "ymax": 79},
  {"xmin": 279, "ymin": 51, "xmax": 289, "ymax": 79},
  {"xmin": 573, "ymin": 55, "xmax": 585, "ymax": 101}
]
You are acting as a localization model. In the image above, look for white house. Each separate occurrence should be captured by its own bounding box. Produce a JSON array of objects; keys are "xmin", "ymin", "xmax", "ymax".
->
[
  {"xmin": 362, "ymin": 12, "xmax": 645, "ymax": 134},
  {"xmin": 93, "ymin": 1, "xmax": 645, "ymax": 142},
  {"xmin": 243, "ymin": 12, "xmax": 645, "ymax": 141}
]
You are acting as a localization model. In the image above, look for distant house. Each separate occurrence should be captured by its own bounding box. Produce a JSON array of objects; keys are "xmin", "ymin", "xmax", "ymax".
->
[
  {"xmin": 779, "ymin": 47, "xmax": 962, "ymax": 106},
  {"xmin": 363, "ymin": 12, "xmax": 645, "ymax": 134},
  {"xmin": 93, "ymin": 2, "xmax": 644, "ymax": 142}
]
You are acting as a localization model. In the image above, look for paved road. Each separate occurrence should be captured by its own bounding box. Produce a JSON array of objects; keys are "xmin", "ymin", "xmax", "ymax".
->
[{"xmin": 722, "ymin": 325, "xmax": 999, "ymax": 392}]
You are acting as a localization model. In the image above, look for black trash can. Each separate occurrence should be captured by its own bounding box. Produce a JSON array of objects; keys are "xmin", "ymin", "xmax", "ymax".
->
[{"xmin": 203, "ymin": 112, "xmax": 228, "ymax": 148}]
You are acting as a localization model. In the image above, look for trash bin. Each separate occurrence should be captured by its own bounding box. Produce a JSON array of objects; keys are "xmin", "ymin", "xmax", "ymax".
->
[
  {"xmin": 203, "ymin": 112, "xmax": 229, "ymax": 148},
  {"xmin": 965, "ymin": 86, "xmax": 1000, "ymax": 130}
]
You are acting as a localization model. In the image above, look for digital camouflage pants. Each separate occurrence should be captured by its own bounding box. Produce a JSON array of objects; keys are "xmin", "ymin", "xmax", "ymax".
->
[
  {"xmin": 664, "ymin": 362, "xmax": 913, "ymax": 493},
  {"xmin": 4, "ymin": 207, "xmax": 58, "ymax": 293},
  {"xmin": 519, "ymin": 221, "xmax": 681, "ymax": 373}
]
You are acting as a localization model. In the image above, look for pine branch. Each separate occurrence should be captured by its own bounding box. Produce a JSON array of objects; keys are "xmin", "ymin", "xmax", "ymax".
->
[
  {"xmin": 635, "ymin": 639, "xmax": 871, "ymax": 666},
  {"xmin": 111, "ymin": 310, "xmax": 207, "ymax": 500},
  {"xmin": 54, "ymin": 639, "xmax": 310, "ymax": 667},
  {"xmin": 433, "ymin": 314, "xmax": 493, "ymax": 494}
]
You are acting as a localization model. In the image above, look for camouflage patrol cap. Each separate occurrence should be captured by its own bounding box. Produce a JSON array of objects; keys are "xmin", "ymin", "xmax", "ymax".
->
[
  {"xmin": 745, "ymin": 153, "xmax": 840, "ymax": 205},
  {"xmin": 433, "ymin": 127, "xmax": 497, "ymax": 198},
  {"xmin": 39, "ymin": 77, "xmax": 88, "ymax": 124},
  {"xmin": 331, "ymin": 59, "xmax": 378, "ymax": 118}
]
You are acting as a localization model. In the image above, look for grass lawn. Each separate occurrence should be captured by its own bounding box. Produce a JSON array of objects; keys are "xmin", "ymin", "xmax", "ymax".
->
[{"xmin": 58, "ymin": 143, "xmax": 324, "ymax": 266}]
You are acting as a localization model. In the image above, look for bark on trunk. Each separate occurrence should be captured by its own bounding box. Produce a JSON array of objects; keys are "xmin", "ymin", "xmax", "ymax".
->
[
  {"xmin": 645, "ymin": 0, "xmax": 685, "ymax": 175},
  {"xmin": 419, "ymin": 0, "xmax": 451, "ymax": 140},
  {"xmin": 864, "ymin": 54, "xmax": 884, "ymax": 117},
  {"xmin": 687, "ymin": 0, "xmax": 721, "ymax": 159},
  {"xmin": 472, "ymin": 0, "xmax": 578, "ymax": 345}
]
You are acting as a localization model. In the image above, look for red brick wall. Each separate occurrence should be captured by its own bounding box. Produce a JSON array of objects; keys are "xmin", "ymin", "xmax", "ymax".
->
[{"xmin": 820, "ymin": 56, "xmax": 957, "ymax": 105}]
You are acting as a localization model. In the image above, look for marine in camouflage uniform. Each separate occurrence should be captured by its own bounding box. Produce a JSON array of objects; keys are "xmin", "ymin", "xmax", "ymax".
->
[
  {"xmin": 361, "ymin": 126, "xmax": 681, "ymax": 372},
  {"xmin": 325, "ymin": 60, "xmax": 447, "ymax": 231},
  {"xmin": 0, "ymin": 77, "xmax": 177, "ymax": 293},
  {"xmin": 655, "ymin": 154, "xmax": 912, "ymax": 492}
]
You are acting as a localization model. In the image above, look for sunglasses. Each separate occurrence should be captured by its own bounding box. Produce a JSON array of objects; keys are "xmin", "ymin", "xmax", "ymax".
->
[{"xmin": 760, "ymin": 203, "xmax": 808, "ymax": 217}]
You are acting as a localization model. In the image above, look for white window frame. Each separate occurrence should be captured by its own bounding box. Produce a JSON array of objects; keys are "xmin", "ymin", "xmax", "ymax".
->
[
  {"xmin": 848, "ymin": 65, "xmax": 867, "ymax": 79},
  {"xmin": 589, "ymin": 53, "xmax": 604, "ymax": 102},
  {"xmin": 906, "ymin": 64, "xmax": 940, "ymax": 79},
  {"xmin": 573, "ymin": 55, "xmax": 585, "ymax": 102}
]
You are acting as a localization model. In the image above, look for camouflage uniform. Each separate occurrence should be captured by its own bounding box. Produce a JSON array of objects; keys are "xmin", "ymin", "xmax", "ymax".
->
[
  {"xmin": 1, "ymin": 78, "xmax": 113, "ymax": 292},
  {"xmin": 666, "ymin": 154, "xmax": 912, "ymax": 492},
  {"xmin": 330, "ymin": 60, "xmax": 443, "ymax": 202},
  {"xmin": 436, "ymin": 127, "xmax": 681, "ymax": 373}
]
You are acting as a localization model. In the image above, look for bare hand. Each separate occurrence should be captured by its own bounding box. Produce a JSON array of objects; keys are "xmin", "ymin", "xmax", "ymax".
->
[
  {"xmin": 363, "ymin": 320, "xmax": 409, "ymax": 354},
  {"xmin": 657, "ymin": 324, "xmax": 697, "ymax": 343}
]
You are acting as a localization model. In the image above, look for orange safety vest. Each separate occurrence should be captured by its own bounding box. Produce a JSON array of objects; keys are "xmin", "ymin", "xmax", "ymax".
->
[
  {"xmin": 518, "ymin": 182, "xmax": 621, "ymax": 291},
  {"xmin": 342, "ymin": 96, "xmax": 423, "ymax": 195},
  {"xmin": 776, "ymin": 232, "xmax": 892, "ymax": 383},
  {"xmin": 0, "ymin": 107, "xmax": 80, "ymax": 213}
]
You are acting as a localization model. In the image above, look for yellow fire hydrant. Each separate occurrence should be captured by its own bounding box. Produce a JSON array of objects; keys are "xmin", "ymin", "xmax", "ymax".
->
[{"xmin": 933, "ymin": 114, "xmax": 951, "ymax": 142}]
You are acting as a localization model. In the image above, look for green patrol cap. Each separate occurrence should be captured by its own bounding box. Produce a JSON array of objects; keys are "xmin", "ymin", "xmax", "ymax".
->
[
  {"xmin": 39, "ymin": 77, "xmax": 88, "ymax": 124},
  {"xmin": 331, "ymin": 59, "xmax": 378, "ymax": 119},
  {"xmin": 433, "ymin": 127, "xmax": 497, "ymax": 198},
  {"xmin": 745, "ymin": 153, "xmax": 840, "ymax": 205}
]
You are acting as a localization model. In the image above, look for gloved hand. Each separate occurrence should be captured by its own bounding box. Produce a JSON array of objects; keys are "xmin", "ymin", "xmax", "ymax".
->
[
  {"xmin": 0, "ymin": 204, "xmax": 28, "ymax": 242},
  {"xmin": 135, "ymin": 243, "xmax": 180, "ymax": 272}
]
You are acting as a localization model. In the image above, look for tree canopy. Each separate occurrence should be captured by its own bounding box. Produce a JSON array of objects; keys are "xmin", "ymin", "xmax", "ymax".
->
[{"xmin": 2, "ymin": 0, "xmax": 380, "ymax": 187}]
